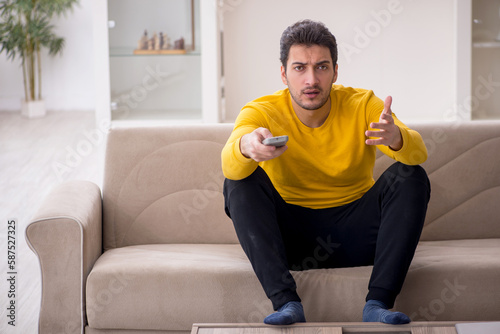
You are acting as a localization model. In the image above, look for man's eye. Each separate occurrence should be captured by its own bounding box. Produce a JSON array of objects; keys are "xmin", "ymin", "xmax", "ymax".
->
[
  {"xmin": 294, "ymin": 66, "xmax": 304, "ymax": 71},
  {"xmin": 318, "ymin": 65, "xmax": 328, "ymax": 70}
]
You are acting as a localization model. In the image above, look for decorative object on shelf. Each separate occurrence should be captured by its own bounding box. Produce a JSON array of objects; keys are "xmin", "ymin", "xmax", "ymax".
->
[
  {"xmin": 0, "ymin": 0, "xmax": 78, "ymax": 118},
  {"xmin": 174, "ymin": 37, "xmax": 185, "ymax": 50},
  {"xmin": 130, "ymin": 0, "xmax": 194, "ymax": 56},
  {"xmin": 152, "ymin": 32, "xmax": 160, "ymax": 50},
  {"xmin": 147, "ymin": 33, "xmax": 154, "ymax": 50},
  {"xmin": 137, "ymin": 30, "xmax": 148, "ymax": 50},
  {"xmin": 160, "ymin": 32, "xmax": 171, "ymax": 50},
  {"xmin": 134, "ymin": 31, "xmax": 186, "ymax": 54}
]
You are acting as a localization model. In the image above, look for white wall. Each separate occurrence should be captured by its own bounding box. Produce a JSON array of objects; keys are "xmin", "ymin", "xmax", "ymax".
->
[
  {"xmin": 222, "ymin": 0, "xmax": 456, "ymax": 122},
  {"xmin": 0, "ymin": 0, "xmax": 95, "ymax": 112},
  {"xmin": 0, "ymin": 0, "xmax": 461, "ymax": 120}
]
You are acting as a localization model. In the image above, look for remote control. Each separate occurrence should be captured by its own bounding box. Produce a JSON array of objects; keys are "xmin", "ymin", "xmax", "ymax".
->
[{"xmin": 262, "ymin": 135, "xmax": 288, "ymax": 147}]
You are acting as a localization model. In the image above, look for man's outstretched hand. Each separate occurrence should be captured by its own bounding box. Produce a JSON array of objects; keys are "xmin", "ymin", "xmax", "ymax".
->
[
  {"xmin": 365, "ymin": 96, "xmax": 403, "ymax": 151},
  {"xmin": 240, "ymin": 127, "xmax": 288, "ymax": 162}
]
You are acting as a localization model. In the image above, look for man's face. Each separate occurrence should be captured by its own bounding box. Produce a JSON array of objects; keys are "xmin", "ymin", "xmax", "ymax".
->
[{"xmin": 281, "ymin": 44, "xmax": 338, "ymax": 111}]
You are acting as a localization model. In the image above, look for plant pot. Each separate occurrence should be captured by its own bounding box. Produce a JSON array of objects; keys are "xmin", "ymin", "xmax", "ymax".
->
[{"xmin": 21, "ymin": 99, "xmax": 46, "ymax": 118}]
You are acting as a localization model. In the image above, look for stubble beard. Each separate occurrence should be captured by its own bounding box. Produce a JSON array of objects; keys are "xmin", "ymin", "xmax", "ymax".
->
[{"xmin": 287, "ymin": 79, "xmax": 333, "ymax": 111}]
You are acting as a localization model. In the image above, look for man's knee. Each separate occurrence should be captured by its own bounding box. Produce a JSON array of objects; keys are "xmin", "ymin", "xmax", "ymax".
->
[
  {"xmin": 224, "ymin": 167, "xmax": 269, "ymax": 195},
  {"xmin": 223, "ymin": 167, "xmax": 275, "ymax": 213},
  {"xmin": 387, "ymin": 162, "xmax": 428, "ymax": 182},
  {"xmin": 384, "ymin": 163, "xmax": 430, "ymax": 196}
]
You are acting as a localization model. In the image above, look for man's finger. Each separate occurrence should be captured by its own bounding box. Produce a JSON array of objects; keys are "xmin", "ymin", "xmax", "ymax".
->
[
  {"xmin": 365, "ymin": 138, "xmax": 388, "ymax": 146},
  {"xmin": 381, "ymin": 109, "xmax": 393, "ymax": 118},
  {"xmin": 382, "ymin": 96, "xmax": 392, "ymax": 116},
  {"xmin": 366, "ymin": 130, "xmax": 388, "ymax": 138},
  {"xmin": 275, "ymin": 145, "xmax": 288, "ymax": 154},
  {"xmin": 369, "ymin": 122, "xmax": 392, "ymax": 130},
  {"xmin": 379, "ymin": 112, "xmax": 394, "ymax": 123},
  {"xmin": 255, "ymin": 127, "xmax": 273, "ymax": 140}
]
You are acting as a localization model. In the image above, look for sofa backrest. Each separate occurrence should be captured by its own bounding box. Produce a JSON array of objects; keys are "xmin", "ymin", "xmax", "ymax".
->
[
  {"xmin": 102, "ymin": 121, "xmax": 500, "ymax": 250},
  {"xmin": 373, "ymin": 121, "xmax": 500, "ymax": 241},
  {"xmin": 102, "ymin": 124, "xmax": 237, "ymax": 250}
]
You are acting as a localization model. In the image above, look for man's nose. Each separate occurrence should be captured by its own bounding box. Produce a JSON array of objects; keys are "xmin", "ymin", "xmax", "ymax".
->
[{"xmin": 305, "ymin": 68, "xmax": 319, "ymax": 86}]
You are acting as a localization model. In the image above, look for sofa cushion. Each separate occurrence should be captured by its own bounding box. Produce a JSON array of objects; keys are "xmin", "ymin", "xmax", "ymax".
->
[
  {"xmin": 86, "ymin": 239, "xmax": 500, "ymax": 331},
  {"xmin": 86, "ymin": 244, "xmax": 267, "ymax": 331}
]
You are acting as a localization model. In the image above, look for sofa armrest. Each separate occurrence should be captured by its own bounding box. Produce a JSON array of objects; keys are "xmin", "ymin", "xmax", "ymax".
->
[{"xmin": 26, "ymin": 180, "xmax": 102, "ymax": 334}]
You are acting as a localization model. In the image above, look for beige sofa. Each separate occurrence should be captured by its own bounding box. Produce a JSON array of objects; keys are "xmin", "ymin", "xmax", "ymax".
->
[{"xmin": 26, "ymin": 121, "xmax": 500, "ymax": 334}]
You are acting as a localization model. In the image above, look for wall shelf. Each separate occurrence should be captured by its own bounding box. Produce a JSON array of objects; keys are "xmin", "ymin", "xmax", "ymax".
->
[
  {"xmin": 473, "ymin": 40, "xmax": 500, "ymax": 48},
  {"xmin": 133, "ymin": 49, "xmax": 187, "ymax": 55},
  {"xmin": 109, "ymin": 47, "xmax": 200, "ymax": 57}
]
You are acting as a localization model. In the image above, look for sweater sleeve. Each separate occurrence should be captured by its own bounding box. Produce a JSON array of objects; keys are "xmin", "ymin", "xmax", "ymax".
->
[
  {"xmin": 366, "ymin": 94, "xmax": 428, "ymax": 166},
  {"xmin": 221, "ymin": 105, "xmax": 266, "ymax": 180}
]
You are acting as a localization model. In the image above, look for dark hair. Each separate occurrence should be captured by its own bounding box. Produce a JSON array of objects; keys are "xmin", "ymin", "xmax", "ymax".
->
[{"xmin": 280, "ymin": 20, "xmax": 338, "ymax": 71}]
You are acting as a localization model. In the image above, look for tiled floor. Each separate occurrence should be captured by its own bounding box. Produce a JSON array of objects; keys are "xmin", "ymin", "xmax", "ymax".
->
[{"xmin": 0, "ymin": 111, "xmax": 104, "ymax": 334}]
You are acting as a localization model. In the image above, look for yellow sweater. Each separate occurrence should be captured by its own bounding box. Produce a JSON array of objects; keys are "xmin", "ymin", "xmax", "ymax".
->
[{"xmin": 221, "ymin": 85, "xmax": 427, "ymax": 209}]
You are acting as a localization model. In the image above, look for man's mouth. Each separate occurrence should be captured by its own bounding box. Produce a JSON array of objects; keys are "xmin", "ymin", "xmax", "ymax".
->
[{"xmin": 303, "ymin": 89, "xmax": 320, "ymax": 99}]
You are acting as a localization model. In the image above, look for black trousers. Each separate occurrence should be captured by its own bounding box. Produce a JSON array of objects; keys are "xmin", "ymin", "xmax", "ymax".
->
[{"xmin": 223, "ymin": 163, "xmax": 430, "ymax": 310}]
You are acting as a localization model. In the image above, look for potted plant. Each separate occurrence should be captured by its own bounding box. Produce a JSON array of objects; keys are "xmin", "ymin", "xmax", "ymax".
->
[{"xmin": 0, "ymin": 0, "xmax": 78, "ymax": 118}]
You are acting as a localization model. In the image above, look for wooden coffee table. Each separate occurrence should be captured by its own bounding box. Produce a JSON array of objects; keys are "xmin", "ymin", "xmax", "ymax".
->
[{"xmin": 192, "ymin": 322, "xmax": 458, "ymax": 334}]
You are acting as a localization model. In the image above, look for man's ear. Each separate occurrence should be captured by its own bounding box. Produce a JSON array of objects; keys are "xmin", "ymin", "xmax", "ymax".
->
[
  {"xmin": 281, "ymin": 65, "xmax": 287, "ymax": 86},
  {"xmin": 333, "ymin": 64, "xmax": 339, "ymax": 83}
]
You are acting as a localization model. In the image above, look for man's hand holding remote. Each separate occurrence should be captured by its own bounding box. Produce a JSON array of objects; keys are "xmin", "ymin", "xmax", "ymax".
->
[{"xmin": 240, "ymin": 127, "xmax": 288, "ymax": 162}]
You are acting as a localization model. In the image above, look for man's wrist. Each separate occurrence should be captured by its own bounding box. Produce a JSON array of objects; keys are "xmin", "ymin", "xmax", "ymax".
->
[
  {"xmin": 239, "ymin": 135, "xmax": 251, "ymax": 159},
  {"xmin": 389, "ymin": 127, "xmax": 403, "ymax": 151}
]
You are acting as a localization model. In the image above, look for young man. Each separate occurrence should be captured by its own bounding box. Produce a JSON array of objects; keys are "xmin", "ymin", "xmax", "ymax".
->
[{"xmin": 221, "ymin": 20, "xmax": 430, "ymax": 326}]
